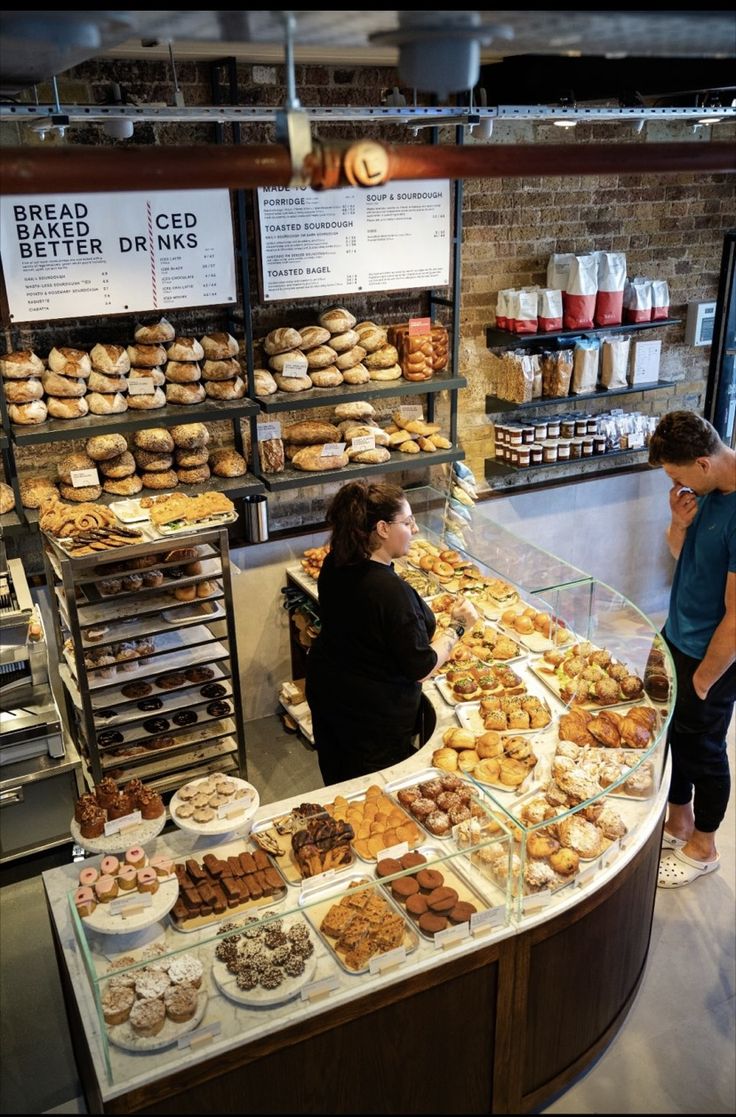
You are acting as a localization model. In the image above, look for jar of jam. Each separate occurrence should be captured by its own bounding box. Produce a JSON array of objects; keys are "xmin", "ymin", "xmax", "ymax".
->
[
  {"xmin": 494, "ymin": 422, "xmax": 507, "ymax": 444},
  {"xmin": 586, "ymin": 417, "xmax": 598, "ymax": 435},
  {"xmin": 561, "ymin": 418, "xmax": 576, "ymax": 439},
  {"xmin": 582, "ymin": 436, "xmax": 594, "ymax": 457},
  {"xmin": 530, "ymin": 443, "xmax": 544, "ymax": 465},
  {"xmin": 508, "ymin": 447, "xmax": 519, "ymax": 466},
  {"xmin": 547, "ymin": 418, "xmax": 561, "ymax": 439},
  {"xmin": 533, "ymin": 421, "xmax": 548, "ymax": 441},
  {"xmin": 507, "ymin": 426, "xmax": 523, "ymax": 447},
  {"xmin": 495, "ymin": 441, "xmax": 505, "ymax": 460},
  {"xmin": 593, "ymin": 434, "xmax": 607, "ymax": 454},
  {"xmin": 570, "ymin": 437, "xmax": 584, "ymax": 459},
  {"xmin": 542, "ymin": 441, "xmax": 559, "ymax": 463},
  {"xmin": 517, "ymin": 446, "xmax": 531, "ymax": 467},
  {"xmin": 575, "ymin": 417, "xmax": 589, "ymax": 437},
  {"xmin": 521, "ymin": 424, "xmax": 535, "ymax": 445},
  {"xmin": 557, "ymin": 439, "xmax": 572, "ymax": 461}
]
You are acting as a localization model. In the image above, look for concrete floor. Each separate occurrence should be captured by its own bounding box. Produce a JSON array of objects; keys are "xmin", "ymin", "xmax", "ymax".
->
[{"xmin": 1, "ymin": 714, "xmax": 734, "ymax": 1115}]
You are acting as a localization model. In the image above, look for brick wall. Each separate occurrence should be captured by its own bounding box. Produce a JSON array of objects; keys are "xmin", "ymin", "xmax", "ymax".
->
[{"xmin": 3, "ymin": 58, "xmax": 734, "ymax": 533}]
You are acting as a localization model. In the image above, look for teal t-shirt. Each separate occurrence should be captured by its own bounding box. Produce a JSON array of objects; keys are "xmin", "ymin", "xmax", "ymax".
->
[{"xmin": 665, "ymin": 489, "xmax": 736, "ymax": 659}]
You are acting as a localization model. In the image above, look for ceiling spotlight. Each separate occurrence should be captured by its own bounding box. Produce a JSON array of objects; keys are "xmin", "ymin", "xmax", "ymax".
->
[
  {"xmin": 553, "ymin": 120, "xmax": 577, "ymax": 128},
  {"xmin": 697, "ymin": 116, "xmax": 722, "ymax": 125},
  {"xmin": 102, "ymin": 118, "xmax": 135, "ymax": 140}
]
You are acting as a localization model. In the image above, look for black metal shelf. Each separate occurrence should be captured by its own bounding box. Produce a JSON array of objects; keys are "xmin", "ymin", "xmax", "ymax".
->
[
  {"xmin": 485, "ymin": 446, "xmax": 649, "ymax": 479},
  {"xmin": 486, "ymin": 379, "xmax": 676, "ymax": 414},
  {"xmin": 261, "ymin": 447, "xmax": 464, "ymax": 491},
  {"xmin": 485, "ymin": 317, "xmax": 681, "ymax": 351},
  {"xmin": 9, "ymin": 398, "xmax": 259, "ymax": 445},
  {"xmin": 257, "ymin": 375, "xmax": 467, "ymax": 414},
  {"xmin": 0, "ymin": 510, "xmax": 23, "ymax": 536}
]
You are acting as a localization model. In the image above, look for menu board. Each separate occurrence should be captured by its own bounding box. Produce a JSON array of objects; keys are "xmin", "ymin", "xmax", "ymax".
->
[
  {"xmin": 0, "ymin": 190, "xmax": 236, "ymax": 322},
  {"xmin": 257, "ymin": 180, "xmax": 450, "ymax": 301}
]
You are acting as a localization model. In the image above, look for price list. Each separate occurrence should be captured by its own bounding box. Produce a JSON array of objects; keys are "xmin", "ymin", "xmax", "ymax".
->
[
  {"xmin": 257, "ymin": 180, "xmax": 450, "ymax": 301},
  {"xmin": 1, "ymin": 189, "xmax": 236, "ymax": 322}
]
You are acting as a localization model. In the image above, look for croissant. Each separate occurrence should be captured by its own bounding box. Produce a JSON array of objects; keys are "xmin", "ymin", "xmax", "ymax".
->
[
  {"xmin": 626, "ymin": 706, "xmax": 658, "ymax": 732},
  {"xmin": 587, "ymin": 716, "xmax": 621, "ymax": 748},
  {"xmin": 619, "ymin": 717, "xmax": 652, "ymax": 749}
]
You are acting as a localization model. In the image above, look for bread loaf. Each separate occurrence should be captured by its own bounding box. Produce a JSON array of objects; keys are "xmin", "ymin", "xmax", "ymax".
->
[
  {"xmin": 309, "ymin": 367, "xmax": 343, "ymax": 388},
  {"xmin": 88, "ymin": 370, "xmax": 128, "ymax": 394},
  {"xmin": 263, "ymin": 327, "xmax": 302, "ymax": 356},
  {"xmin": 177, "ymin": 464, "xmax": 211, "ymax": 484},
  {"xmin": 341, "ymin": 364, "xmax": 370, "ymax": 384},
  {"xmin": 201, "ymin": 358, "xmax": 240, "ymax": 381},
  {"xmin": 200, "ymin": 332, "xmax": 239, "ymax": 359},
  {"xmin": 134, "ymin": 449, "xmax": 174, "ymax": 472},
  {"xmin": 58, "ymin": 482, "xmax": 102, "ymax": 502},
  {"xmin": 335, "ymin": 345, "xmax": 366, "ymax": 370},
  {"xmin": 364, "ymin": 345, "xmax": 399, "ymax": 370},
  {"xmin": 334, "ymin": 401, "xmax": 375, "ymax": 420},
  {"xmin": 42, "ymin": 371, "xmax": 86, "ymax": 398},
  {"xmin": 269, "ymin": 350, "xmax": 308, "ymax": 374},
  {"xmin": 292, "ymin": 444, "xmax": 348, "ymax": 471},
  {"xmin": 47, "ymin": 396, "xmax": 90, "ymax": 419},
  {"xmin": 175, "ymin": 447, "xmax": 209, "ymax": 467},
  {"xmin": 166, "ymin": 382, "xmax": 205, "ymax": 405},
  {"xmin": 99, "ymin": 451, "xmax": 136, "ymax": 479},
  {"xmin": 299, "ymin": 325, "xmax": 331, "ymax": 351},
  {"xmin": 1, "ymin": 350, "xmax": 44, "ymax": 379},
  {"xmin": 274, "ymin": 372, "xmax": 313, "ymax": 392},
  {"xmin": 19, "ymin": 477, "xmax": 57, "ymax": 508},
  {"xmin": 399, "ymin": 440, "xmax": 421, "ymax": 453},
  {"xmin": 254, "ymin": 369, "xmax": 278, "ymax": 396},
  {"xmin": 134, "ymin": 428, "xmax": 175, "ymax": 453},
  {"xmin": 204, "ymin": 376, "xmax": 245, "ymax": 400},
  {"xmin": 258, "ymin": 440, "xmax": 284, "ymax": 474},
  {"xmin": 282, "ymin": 420, "xmax": 340, "ymax": 445},
  {"xmin": 126, "ymin": 387, "xmax": 166, "ymax": 410},
  {"xmin": 127, "ymin": 344, "xmax": 167, "ymax": 368},
  {"xmin": 2, "ymin": 378, "xmax": 43, "ymax": 403},
  {"xmin": 58, "ymin": 451, "xmax": 97, "ymax": 484},
  {"xmin": 171, "ymin": 423, "xmax": 209, "ymax": 449},
  {"xmin": 167, "ymin": 337, "xmax": 204, "ymax": 362},
  {"xmin": 306, "ymin": 345, "xmax": 338, "ymax": 370},
  {"xmin": 369, "ymin": 364, "xmax": 402, "ymax": 381},
  {"xmin": 347, "ymin": 446, "xmax": 391, "ymax": 464},
  {"xmin": 141, "ymin": 469, "xmax": 178, "ymax": 490},
  {"xmin": 354, "ymin": 324, "xmax": 387, "ymax": 353},
  {"xmin": 343, "ymin": 423, "xmax": 390, "ymax": 446},
  {"xmin": 134, "ymin": 318, "xmax": 175, "ymax": 344},
  {"xmin": 103, "ymin": 475, "xmax": 143, "ymax": 496},
  {"xmin": 0, "ymin": 482, "xmax": 15, "ymax": 514},
  {"xmin": 47, "ymin": 347, "xmax": 91, "ymax": 377},
  {"xmin": 86, "ymin": 392, "xmax": 128, "ymax": 415},
  {"xmin": 129, "ymin": 367, "xmax": 165, "ymax": 388},
  {"xmin": 210, "ymin": 448, "xmax": 247, "ymax": 477},
  {"xmin": 328, "ymin": 329, "xmax": 360, "ymax": 354},
  {"xmin": 319, "ymin": 307, "xmax": 356, "ymax": 333},
  {"xmin": 90, "ymin": 343, "xmax": 130, "ymax": 375},
  {"xmin": 165, "ymin": 360, "xmax": 201, "ymax": 383},
  {"xmin": 8, "ymin": 400, "xmax": 47, "ymax": 424}
]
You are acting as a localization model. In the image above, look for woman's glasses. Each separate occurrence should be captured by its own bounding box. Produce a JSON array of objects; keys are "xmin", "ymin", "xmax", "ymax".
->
[{"xmin": 391, "ymin": 514, "xmax": 416, "ymax": 527}]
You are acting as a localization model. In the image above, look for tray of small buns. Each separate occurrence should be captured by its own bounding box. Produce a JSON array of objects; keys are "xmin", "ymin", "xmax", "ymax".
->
[
  {"xmin": 250, "ymin": 802, "xmax": 355, "ymax": 884},
  {"xmin": 300, "ymin": 872, "xmax": 419, "ymax": 975},
  {"xmin": 321, "ymin": 784, "xmax": 424, "ymax": 861},
  {"xmin": 383, "ymin": 768, "xmax": 480, "ymax": 840},
  {"xmin": 82, "ymin": 559, "xmax": 221, "ymax": 606},
  {"xmin": 77, "ymin": 629, "xmax": 229, "ymax": 692},
  {"xmin": 496, "ymin": 602, "xmax": 576, "ymax": 653},
  {"xmin": 210, "ymin": 913, "xmax": 319, "ymax": 1006},
  {"xmin": 529, "ymin": 642, "xmax": 647, "ymax": 709},
  {"xmin": 434, "ymin": 662, "xmax": 530, "ymax": 707},
  {"xmin": 454, "ymin": 672, "xmax": 556, "ymax": 735},
  {"xmin": 169, "ymin": 773, "xmax": 259, "ymax": 835},
  {"xmin": 432, "ymin": 725, "xmax": 540, "ymax": 793},
  {"xmin": 102, "ymin": 947, "xmax": 208, "ymax": 1052},
  {"xmin": 374, "ymin": 845, "xmax": 495, "ymax": 940},
  {"xmin": 169, "ymin": 837, "xmax": 288, "ymax": 932}
]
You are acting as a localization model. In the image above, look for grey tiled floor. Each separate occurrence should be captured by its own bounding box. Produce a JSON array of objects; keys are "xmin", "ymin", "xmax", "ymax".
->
[{"xmin": 1, "ymin": 715, "xmax": 733, "ymax": 1115}]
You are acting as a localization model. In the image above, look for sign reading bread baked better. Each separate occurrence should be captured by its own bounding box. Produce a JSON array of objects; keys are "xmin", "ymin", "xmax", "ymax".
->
[
  {"xmin": 1, "ymin": 190, "xmax": 236, "ymax": 322},
  {"xmin": 257, "ymin": 180, "xmax": 450, "ymax": 301}
]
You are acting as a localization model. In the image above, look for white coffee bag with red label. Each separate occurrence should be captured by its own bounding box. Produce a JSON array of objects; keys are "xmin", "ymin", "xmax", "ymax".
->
[
  {"xmin": 496, "ymin": 288, "xmax": 512, "ymax": 331},
  {"xmin": 623, "ymin": 277, "xmax": 653, "ymax": 323},
  {"xmin": 651, "ymin": 279, "xmax": 670, "ymax": 321},
  {"xmin": 563, "ymin": 254, "xmax": 598, "ymax": 330},
  {"xmin": 505, "ymin": 289, "xmax": 520, "ymax": 334},
  {"xmin": 515, "ymin": 288, "xmax": 539, "ymax": 334},
  {"xmin": 547, "ymin": 253, "xmax": 574, "ymax": 292},
  {"xmin": 539, "ymin": 289, "xmax": 563, "ymax": 332},
  {"xmin": 595, "ymin": 251, "xmax": 627, "ymax": 327}
]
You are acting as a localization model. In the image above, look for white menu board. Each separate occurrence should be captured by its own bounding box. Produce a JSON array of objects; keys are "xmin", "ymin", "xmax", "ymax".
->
[
  {"xmin": 1, "ymin": 190, "xmax": 236, "ymax": 322},
  {"xmin": 257, "ymin": 180, "xmax": 450, "ymax": 301}
]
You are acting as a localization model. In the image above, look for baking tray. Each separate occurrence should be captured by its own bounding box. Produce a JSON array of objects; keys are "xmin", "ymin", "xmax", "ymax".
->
[
  {"xmin": 79, "ymin": 631, "xmax": 229, "ymax": 696},
  {"xmin": 496, "ymin": 609, "xmax": 576, "ymax": 654},
  {"xmin": 169, "ymin": 837, "xmax": 288, "ymax": 933},
  {"xmin": 169, "ymin": 774, "xmax": 259, "ymax": 836},
  {"xmin": 383, "ymin": 768, "xmax": 477, "ymax": 842},
  {"xmin": 322, "ymin": 786, "xmax": 424, "ymax": 862},
  {"xmin": 97, "ymin": 704, "xmax": 236, "ymax": 749},
  {"xmin": 101, "ymin": 719, "xmax": 237, "ymax": 771},
  {"xmin": 528, "ymin": 652, "xmax": 647, "ymax": 711},
  {"xmin": 89, "ymin": 661, "xmax": 230, "ymax": 712},
  {"xmin": 434, "ymin": 668, "xmax": 529, "ymax": 708},
  {"xmin": 554, "ymin": 745, "xmax": 658, "ymax": 802},
  {"xmin": 152, "ymin": 510, "xmax": 238, "ymax": 537},
  {"xmin": 92, "ymin": 670, "xmax": 232, "ymax": 728},
  {"xmin": 512, "ymin": 785, "xmax": 616, "ymax": 863},
  {"xmin": 250, "ymin": 807, "xmax": 355, "ymax": 885},
  {"xmin": 107, "ymin": 737, "xmax": 238, "ymax": 788},
  {"xmin": 299, "ymin": 870, "xmax": 419, "ymax": 976},
  {"xmin": 454, "ymin": 681, "xmax": 555, "ymax": 736},
  {"xmin": 377, "ymin": 844, "xmax": 496, "ymax": 940},
  {"xmin": 107, "ymin": 498, "xmax": 151, "ymax": 524},
  {"xmin": 107, "ymin": 989, "xmax": 208, "ymax": 1053},
  {"xmin": 210, "ymin": 913, "xmax": 319, "ymax": 1007}
]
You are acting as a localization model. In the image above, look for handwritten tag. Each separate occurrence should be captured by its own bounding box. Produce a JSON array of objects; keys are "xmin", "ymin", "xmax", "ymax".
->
[
  {"xmin": 377, "ymin": 842, "xmax": 409, "ymax": 863},
  {"xmin": 110, "ymin": 892, "xmax": 152, "ymax": 917},
  {"xmin": 127, "ymin": 377, "xmax": 157, "ymax": 396},
  {"xmin": 301, "ymin": 975, "xmax": 340, "ymax": 1002},
  {"xmin": 399, "ymin": 405, "xmax": 423, "ymax": 420},
  {"xmin": 217, "ymin": 796, "xmax": 252, "ymax": 820},
  {"xmin": 434, "ymin": 923, "xmax": 470, "ymax": 950},
  {"xmin": 369, "ymin": 946, "xmax": 406, "ymax": 974},
  {"xmin": 70, "ymin": 468, "xmax": 100, "ymax": 488},
  {"xmin": 258, "ymin": 421, "xmax": 282, "ymax": 440},
  {"xmin": 470, "ymin": 907, "xmax": 505, "ymax": 934},
  {"xmin": 281, "ymin": 361, "xmax": 309, "ymax": 378},
  {"xmin": 320, "ymin": 442, "xmax": 347, "ymax": 458},
  {"xmin": 408, "ymin": 316, "xmax": 432, "ymax": 336},
  {"xmin": 177, "ymin": 1022, "xmax": 221, "ymax": 1050},
  {"xmin": 350, "ymin": 434, "xmax": 376, "ymax": 452},
  {"xmin": 104, "ymin": 810, "xmax": 142, "ymax": 836}
]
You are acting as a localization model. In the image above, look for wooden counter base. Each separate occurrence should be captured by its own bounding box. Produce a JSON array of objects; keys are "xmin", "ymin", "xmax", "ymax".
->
[{"xmin": 53, "ymin": 812, "xmax": 663, "ymax": 1115}]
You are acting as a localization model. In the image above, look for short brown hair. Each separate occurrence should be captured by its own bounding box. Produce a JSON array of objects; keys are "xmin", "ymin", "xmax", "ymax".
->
[{"xmin": 648, "ymin": 410, "xmax": 721, "ymax": 466}]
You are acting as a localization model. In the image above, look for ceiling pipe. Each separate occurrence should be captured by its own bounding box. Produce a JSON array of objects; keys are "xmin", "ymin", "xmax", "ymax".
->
[{"xmin": 2, "ymin": 140, "xmax": 734, "ymax": 194}]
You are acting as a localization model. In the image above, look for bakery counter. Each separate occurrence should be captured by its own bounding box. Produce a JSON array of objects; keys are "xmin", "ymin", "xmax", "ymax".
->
[{"xmin": 43, "ymin": 717, "xmax": 668, "ymax": 1115}]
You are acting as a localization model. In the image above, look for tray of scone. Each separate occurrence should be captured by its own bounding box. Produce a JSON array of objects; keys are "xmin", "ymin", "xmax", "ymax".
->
[
  {"xmin": 529, "ymin": 642, "xmax": 646, "ymax": 709},
  {"xmin": 374, "ymin": 845, "xmax": 498, "ymax": 940},
  {"xmin": 250, "ymin": 802, "xmax": 355, "ymax": 884},
  {"xmin": 321, "ymin": 784, "xmax": 424, "ymax": 861},
  {"xmin": 432, "ymin": 726, "xmax": 539, "ymax": 793},
  {"xmin": 299, "ymin": 871, "xmax": 419, "ymax": 975}
]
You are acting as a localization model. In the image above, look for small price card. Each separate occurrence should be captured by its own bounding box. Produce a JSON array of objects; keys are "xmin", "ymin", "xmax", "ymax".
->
[
  {"xmin": 521, "ymin": 890, "xmax": 552, "ymax": 915},
  {"xmin": 127, "ymin": 377, "xmax": 157, "ymax": 396},
  {"xmin": 104, "ymin": 810, "xmax": 142, "ymax": 836},
  {"xmin": 70, "ymin": 468, "xmax": 100, "ymax": 488},
  {"xmin": 110, "ymin": 892, "xmax": 153, "ymax": 918},
  {"xmin": 408, "ymin": 316, "xmax": 432, "ymax": 336},
  {"xmin": 398, "ymin": 405, "xmax": 423, "ymax": 420},
  {"xmin": 434, "ymin": 923, "xmax": 470, "ymax": 950},
  {"xmin": 300, "ymin": 869, "xmax": 336, "ymax": 896},
  {"xmin": 281, "ymin": 361, "xmax": 309, "ymax": 378},
  {"xmin": 376, "ymin": 842, "xmax": 409, "ymax": 863},
  {"xmin": 350, "ymin": 435, "xmax": 376, "ymax": 452},
  {"xmin": 470, "ymin": 907, "xmax": 505, "ymax": 934},
  {"xmin": 301, "ymin": 975, "xmax": 340, "ymax": 1003},
  {"xmin": 178, "ymin": 1022, "xmax": 221, "ymax": 1050},
  {"xmin": 217, "ymin": 796, "xmax": 252, "ymax": 820},
  {"xmin": 258, "ymin": 421, "xmax": 282, "ymax": 440},
  {"xmin": 320, "ymin": 442, "xmax": 347, "ymax": 458},
  {"xmin": 369, "ymin": 946, "xmax": 407, "ymax": 975}
]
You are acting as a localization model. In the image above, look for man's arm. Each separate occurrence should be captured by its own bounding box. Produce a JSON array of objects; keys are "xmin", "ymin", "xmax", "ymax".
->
[
  {"xmin": 667, "ymin": 484, "xmax": 698, "ymax": 559},
  {"xmin": 693, "ymin": 571, "xmax": 736, "ymax": 699}
]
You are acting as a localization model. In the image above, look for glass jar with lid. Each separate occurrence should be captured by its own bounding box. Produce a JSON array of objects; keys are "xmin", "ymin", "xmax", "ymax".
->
[
  {"xmin": 557, "ymin": 439, "xmax": 572, "ymax": 461},
  {"xmin": 547, "ymin": 418, "xmax": 562, "ymax": 439}
]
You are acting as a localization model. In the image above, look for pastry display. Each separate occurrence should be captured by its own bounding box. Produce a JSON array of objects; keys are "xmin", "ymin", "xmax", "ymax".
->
[
  {"xmin": 170, "ymin": 846, "xmax": 286, "ymax": 928},
  {"xmin": 73, "ymin": 777, "xmax": 164, "ymax": 841},
  {"xmin": 323, "ymin": 785, "xmax": 423, "ymax": 860},
  {"xmin": 534, "ymin": 643, "xmax": 646, "ymax": 707}
]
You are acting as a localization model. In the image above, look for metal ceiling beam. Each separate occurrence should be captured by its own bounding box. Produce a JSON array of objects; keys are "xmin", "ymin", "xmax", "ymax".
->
[{"xmin": 3, "ymin": 141, "xmax": 734, "ymax": 195}]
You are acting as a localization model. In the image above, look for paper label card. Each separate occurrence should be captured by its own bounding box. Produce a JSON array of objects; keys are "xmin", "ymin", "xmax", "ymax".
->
[
  {"xmin": 408, "ymin": 316, "xmax": 432, "ymax": 336},
  {"xmin": 178, "ymin": 1022, "xmax": 221, "ymax": 1050},
  {"xmin": 70, "ymin": 468, "xmax": 100, "ymax": 488},
  {"xmin": 104, "ymin": 810, "xmax": 142, "ymax": 836},
  {"xmin": 320, "ymin": 442, "xmax": 347, "ymax": 457},
  {"xmin": 280, "ymin": 361, "xmax": 310, "ymax": 378},
  {"xmin": 350, "ymin": 435, "xmax": 376, "ymax": 452},
  {"xmin": 301, "ymin": 975, "xmax": 340, "ymax": 1002},
  {"xmin": 369, "ymin": 946, "xmax": 407, "ymax": 974},
  {"xmin": 258, "ymin": 421, "xmax": 282, "ymax": 441},
  {"xmin": 127, "ymin": 377, "xmax": 158, "ymax": 396},
  {"xmin": 399, "ymin": 405, "xmax": 423, "ymax": 420}
]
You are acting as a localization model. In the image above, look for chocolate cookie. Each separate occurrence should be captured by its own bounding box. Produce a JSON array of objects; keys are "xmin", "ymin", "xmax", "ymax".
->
[
  {"xmin": 121, "ymin": 681, "xmax": 152, "ymax": 699},
  {"xmin": 448, "ymin": 901, "xmax": 477, "ymax": 924},
  {"xmin": 418, "ymin": 911, "xmax": 448, "ymax": 935},
  {"xmin": 391, "ymin": 876, "xmax": 420, "ymax": 900},
  {"xmin": 98, "ymin": 730, "xmax": 124, "ymax": 747},
  {"xmin": 375, "ymin": 858, "xmax": 402, "ymax": 879},
  {"xmin": 405, "ymin": 893, "xmax": 429, "ymax": 917},
  {"xmin": 186, "ymin": 666, "xmax": 215, "ymax": 683},
  {"xmin": 416, "ymin": 868, "xmax": 444, "ymax": 892},
  {"xmin": 200, "ymin": 682, "xmax": 226, "ymax": 699},
  {"xmin": 173, "ymin": 710, "xmax": 198, "ymax": 727},
  {"xmin": 206, "ymin": 700, "xmax": 231, "ymax": 718},
  {"xmin": 400, "ymin": 850, "xmax": 427, "ymax": 870},
  {"xmin": 143, "ymin": 717, "xmax": 170, "ymax": 734},
  {"xmin": 156, "ymin": 672, "xmax": 186, "ymax": 690},
  {"xmin": 138, "ymin": 697, "xmax": 163, "ymax": 712},
  {"xmin": 96, "ymin": 708, "xmax": 118, "ymax": 721},
  {"xmin": 426, "ymin": 886, "xmax": 459, "ymax": 913}
]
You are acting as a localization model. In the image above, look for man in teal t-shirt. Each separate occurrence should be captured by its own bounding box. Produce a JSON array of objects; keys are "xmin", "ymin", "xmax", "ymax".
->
[{"xmin": 649, "ymin": 411, "xmax": 736, "ymax": 888}]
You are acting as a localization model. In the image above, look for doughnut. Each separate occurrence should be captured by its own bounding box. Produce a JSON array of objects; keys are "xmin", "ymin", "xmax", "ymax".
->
[
  {"xmin": 137, "ymin": 867, "xmax": 159, "ymax": 894},
  {"xmin": 100, "ymin": 855, "xmax": 120, "ymax": 877},
  {"xmin": 117, "ymin": 865, "xmax": 138, "ymax": 891},
  {"xmin": 78, "ymin": 866, "xmax": 99, "ymax": 887},
  {"xmin": 418, "ymin": 911, "xmax": 448, "ymax": 934},
  {"xmin": 94, "ymin": 875, "xmax": 118, "ymax": 902},
  {"xmin": 376, "ymin": 857, "xmax": 402, "ymax": 878},
  {"xmin": 415, "ymin": 868, "xmax": 444, "ymax": 892},
  {"xmin": 448, "ymin": 901, "xmax": 478, "ymax": 924},
  {"xmin": 74, "ymin": 887, "xmax": 97, "ymax": 917},
  {"xmin": 405, "ymin": 893, "xmax": 429, "ymax": 916},
  {"xmin": 125, "ymin": 845, "xmax": 146, "ymax": 868},
  {"xmin": 391, "ymin": 876, "xmax": 420, "ymax": 900}
]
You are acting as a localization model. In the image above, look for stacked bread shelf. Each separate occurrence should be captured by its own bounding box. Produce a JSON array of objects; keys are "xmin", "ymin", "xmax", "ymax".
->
[
  {"xmin": 41, "ymin": 525, "xmax": 248, "ymax": 795},
  {"xmin": 484, "ymin": 317, "xmax": 680, "ymax": 482}
]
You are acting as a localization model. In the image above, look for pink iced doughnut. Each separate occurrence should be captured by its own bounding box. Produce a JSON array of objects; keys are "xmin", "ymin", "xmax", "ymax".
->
[
  {"xmin": 94, "ymin": 874, "xmax": 119, "ymax": 902},
  {"xmin": 136, "ymin": 867, "xmax": 159, "ymax": 894},
  {"xmin": 100, "ymin": 855, "xmax": 120, "ymax": 877},
  {"xmin": 117, "ymin": 865, "xmax": 138, "ymax": 890},
  {"xmin": 74, "ymin": 886, "xmax": 97, "ymax": 917},
  {"xmin": 148, "ymin": 854, "xmax": 174, "ymax": 878},
  {"xmin": 125, "ymin": 845, "xmax": 146, "ymax": 869},
  {"xmin": 78, "ymin": 866, "xmax": 99, "ymax": 887}
]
